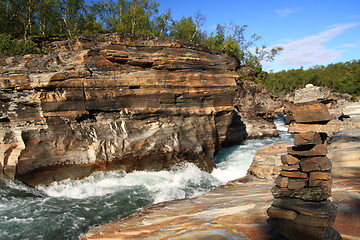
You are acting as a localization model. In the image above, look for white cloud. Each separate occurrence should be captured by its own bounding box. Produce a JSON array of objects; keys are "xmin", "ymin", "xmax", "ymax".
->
[
  {"xmin": 275, "ymin": 7, "xmax": 301, "ymax": 18},
  {"xmin": 338, "ymin": 40, "xmax": 360, "ymax": 49},
  {"xmin": 264, "ymin": 23, "xmax": 359, "ymax": 69}
]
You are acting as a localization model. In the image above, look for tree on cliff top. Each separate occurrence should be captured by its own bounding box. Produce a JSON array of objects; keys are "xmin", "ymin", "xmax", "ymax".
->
[
  {"xmin": 205, "ymin": 23, "xmax": 283, "ymax": 71},
  {"xmin": 0, "ymin": 0, "xmax": 281, "ymax": 74}
]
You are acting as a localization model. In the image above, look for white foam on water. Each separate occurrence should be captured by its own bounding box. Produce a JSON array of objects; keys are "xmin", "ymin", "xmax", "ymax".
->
[
  {"xmin": 37, "ymin": 171, "xmax": 127, "ymax": 199},
  {"xmin": 211, "ymin": 147, "xmax": 254, "ymax": 183},
  {"xmin": 274, "ymin": 116, "xmax": 293, "ymax": 140},
  {"xmin": 211, "ymin": 115, "xmax": 292, "ymax": 183},
  {"xmin": 0, "ymin": 117, "xmax": 293, "ymax": 240},
  {"xmin": 37, "ymin": 163, "xmax": 220, "ymax": 203},
  {"xmin": 37, "ymin": 116, "xmax": 292, "ymax": 204},
  {"xmin": 7, "ymin": 217, "xmax": 35, "ymax": 223}
]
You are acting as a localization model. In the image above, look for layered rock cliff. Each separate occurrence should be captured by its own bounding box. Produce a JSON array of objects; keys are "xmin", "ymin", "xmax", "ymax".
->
[
  {"xmin": 0, "ymin": 33, "xmax": 244, "ymax": 186},
  {"xmin": 235, "ymin": 75, "xmax": 282, "ymax": 139}
]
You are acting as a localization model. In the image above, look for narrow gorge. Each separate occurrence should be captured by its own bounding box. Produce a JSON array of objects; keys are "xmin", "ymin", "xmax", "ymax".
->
[{"xmin": 1, "ymin": 33, "xmax": 278, "ymax": 186}]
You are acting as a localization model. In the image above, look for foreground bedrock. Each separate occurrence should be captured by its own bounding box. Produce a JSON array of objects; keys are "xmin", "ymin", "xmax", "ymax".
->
[{"xmin": 0, "ymin": 33, "xmax": 246, "ymax": 186}]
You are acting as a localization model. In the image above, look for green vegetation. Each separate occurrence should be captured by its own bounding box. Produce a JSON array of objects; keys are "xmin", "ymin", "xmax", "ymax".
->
[
  {"xmin": 262, "ymin": 60, "xmax": 360, "ymax": 96},
  {"xmin": 0, "ymin": 33, "xmax": 40, "ymax": 55},
  {"xmin": 0, "ymin": 0, "xmax": 281, "ymax": 71},
  {"xmin": 2, "ymin": 0, "xmax": 358, "ymax": 96}
]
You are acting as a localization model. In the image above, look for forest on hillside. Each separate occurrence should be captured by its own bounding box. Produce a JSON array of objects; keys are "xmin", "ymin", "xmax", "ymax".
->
[
  {"xmin": 262, "ymin": 60, "xmax": 360, "ymax": 97},
  {"xmin": 0, "ymin": 0, "xmax": 281, "ymax": 70},
  {"xmin": 1, "ymin": 0, "xmax": 358, "ymax": 96}
]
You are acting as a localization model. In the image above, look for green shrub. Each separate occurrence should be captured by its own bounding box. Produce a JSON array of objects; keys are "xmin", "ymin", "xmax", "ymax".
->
[{"xmin": 0, "ymin": 33, "xmax": 39, "ymax": 55}]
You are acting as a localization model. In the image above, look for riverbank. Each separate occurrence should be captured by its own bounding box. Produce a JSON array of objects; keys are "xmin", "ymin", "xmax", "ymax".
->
[
  {"xmin": 83, "ymin": 101, "xmax": 360, "ymax": 240},
  {"xmin": 82, "ymin": 177, "xmax": 360, "ymax": 240}
]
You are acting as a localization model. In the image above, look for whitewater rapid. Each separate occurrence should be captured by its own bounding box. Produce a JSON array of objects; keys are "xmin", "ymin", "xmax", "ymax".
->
[{"xmin": 0, "ymin": 117, "xmax": 292, "ymax": 240}]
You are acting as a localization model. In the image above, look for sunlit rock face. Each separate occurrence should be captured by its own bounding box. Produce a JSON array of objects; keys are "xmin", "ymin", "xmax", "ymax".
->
[
  {"xmin": 0, "ymin": 33, "xmax": 245, "ymax": 186},
  {"xmin": 235, "ymin": 78, "xmax": 282, "ymax": 139}
]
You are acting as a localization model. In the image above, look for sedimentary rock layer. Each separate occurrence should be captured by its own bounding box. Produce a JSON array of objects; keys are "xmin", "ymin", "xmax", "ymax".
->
[{"xmin": 0, "ymin": 33, "xmax": 243, "ymax": 186}]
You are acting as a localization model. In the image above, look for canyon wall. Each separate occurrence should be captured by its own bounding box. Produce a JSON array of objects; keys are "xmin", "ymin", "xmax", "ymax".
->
[
  {"xmin": 0, "ymin": 33, "xmax": 244, "ymax": 186},
  {"xmin": 234, "ymin": 67, "xmax": 282, "ymax": 139}
]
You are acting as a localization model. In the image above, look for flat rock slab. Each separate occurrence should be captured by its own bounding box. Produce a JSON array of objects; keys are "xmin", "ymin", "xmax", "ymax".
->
[
  {"xmin": 82, "ymin": 178, "xmax": 360, "ymax": 240},
  {"xmin": 82, "ymin": 180, "xmax": 274, "ymax": 240},
  {"xmin": 290, "ymin": 102, "xmax": 332, "ymax": 123}
]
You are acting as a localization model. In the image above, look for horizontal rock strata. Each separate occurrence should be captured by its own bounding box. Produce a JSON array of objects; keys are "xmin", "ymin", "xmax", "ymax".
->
[
  {"xmin": 234, "ymin": 78, "xmax": 282, "ymax": 139},
  {"xmin": 0, "ymin": 33, "xmax": 244, "ymax": 186}
]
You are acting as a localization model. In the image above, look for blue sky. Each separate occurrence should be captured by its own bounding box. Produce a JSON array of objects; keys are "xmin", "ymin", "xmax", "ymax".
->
[{"xmin": 156, "ymin": 0, "xmax": 360, "ymax": 71}]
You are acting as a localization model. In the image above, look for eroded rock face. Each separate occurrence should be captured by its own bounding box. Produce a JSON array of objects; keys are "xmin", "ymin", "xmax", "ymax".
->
[
  {"xmin": 0, "ymin": 33, "xmax": 243, "ymax": 186},
  {"xmin": 235, "ymin": 78, "xmax": 282, "ymax": 139}
]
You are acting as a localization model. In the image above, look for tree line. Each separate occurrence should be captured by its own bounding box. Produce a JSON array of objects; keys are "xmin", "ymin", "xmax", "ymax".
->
[
  {"xmin": 262, "ymin": 60, "xmax": 360, "ymax": 96},
  {"xmin": 0, "ymin": 0, "xmax": 282, "ymax": 70}
]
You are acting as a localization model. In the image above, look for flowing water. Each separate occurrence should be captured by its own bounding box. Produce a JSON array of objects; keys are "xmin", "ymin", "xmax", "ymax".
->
[{"xmin": 0, "ymin": 117, "xmax": 292, "ymax": 240}]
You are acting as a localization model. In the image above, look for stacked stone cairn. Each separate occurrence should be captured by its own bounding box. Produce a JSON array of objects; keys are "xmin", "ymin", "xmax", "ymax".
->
[{"xmin": 267, "ymin": 100, "xmax": 342, "ymax": 240}]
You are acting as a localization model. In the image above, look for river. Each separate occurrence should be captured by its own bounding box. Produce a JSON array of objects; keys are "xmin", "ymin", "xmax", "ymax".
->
[{"xmin": 0, "ymin": 117, "xmax": 292, "ymax": 240}]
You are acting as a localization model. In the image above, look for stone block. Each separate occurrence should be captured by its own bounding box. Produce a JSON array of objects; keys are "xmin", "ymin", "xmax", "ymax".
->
[
  {"xmin": 288, "ymin": 121, "xmax": 340, "ymax": 134},
  {"xmin": 271, "ymin": 185, "xmax": 331, "ymax": 201},
  {"xmin": 300, "ymin": 156, "xmax": 332, "ymax": 172},
  {"xmin": 288, "ymin": 178, "xmax": 308, "ymax": 189},
  {"xmin": 280, "ymin": 170, "xmax": 308, "ymax": 178},
  {"xmin": 268, "ymin": 218, "xmax": 342, "ymax": 240},
  {"xmin": 274, "ymin": 176, "xmax": 289, "ymax": 187},
  {"xmin": 290, "ymin": 102, "xmax": 332, "ymax": 123},
  {"xmin": 288, "ymin": 144, "xmax": 327, "ymax": 157},
  {"xmin": 281, "ymin": 154, "xmax": 300, "ymax": 165},
  {"xmin": 294, "ymin": 132, "xmax": 326, "ymax": 146},
  {"xmin": 272, "ymin": 198, "xmax": 337, "ymax": 219},
  {"xmin": 295, "ymin": 214, "xmax": 336, "ymax": 227},
  {"xmin": 310, "ymin": 171, "xmax": 330, "ymax": 181},
  {"xmin": 281, "ymin": 164, "xmax": 300, "ymax": 171},
  {"xmin": 309, "ymin": 179, "xmax": 332, "ymax": 188},
  {"xmin": 267, "ymin": 206, "xmax": 298, "ymax": 220}
]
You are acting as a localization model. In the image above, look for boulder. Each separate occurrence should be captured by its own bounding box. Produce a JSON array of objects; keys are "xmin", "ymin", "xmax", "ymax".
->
[
  {"xmin": 290, "ymin": 102, "xmax": 332, "ymax": 124},
  {"xmin": 246, "ymin": 140, "xmax": 292, "ymax": 180},
  {"xmin": 300, "ymin": 156, "xmax": 332, "ymax": 172},
  {"xmin": 271, "ymin": 185, "xmax": 331, "ymax": 201},
  {"xmin": 294, "ymin": 132, "xmax": 326, "ymax": 146},
  {"xmin": 288, "ymin": 144, "xmax": 328, "ymax": 157},
  {"xmin": 288, "ymin": 121, "xmax": 340, "ymax": 134},
  {"xmin": 293, "ymin": 84, "xmax": 331, "ymax": 104}
]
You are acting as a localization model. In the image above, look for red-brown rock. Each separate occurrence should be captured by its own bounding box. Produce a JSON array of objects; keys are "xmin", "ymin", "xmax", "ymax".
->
[
  {"xmin": 0, "ymin": 33, "xmax": 243, "ymax": 185},
  {"xmin": 300, "ymin": 156, "xmax": 332, "ymax": 172},
  {"xmin": 281, "ymin": 154, "xmax": 300, "ymax": 165},
  {"xmin": 288, "ymin": 178, "xmax": 308, "ymax": 189},
  {"xmin": 310, "ymin": 171, "xmax": 331, "ymax": 181},
  {"xmin": 290, "ymin": 102, "xmax": 332, "ymax": 123},
  {"xmin": 288, "ymin": 144, "xmax": 328, "ymax": 157},
  {"xmin": 274, "ymin": 176, "xmax": 289, "ymax": 187},
  {"xmin": 294, "ymin": 132, "xmax": 326, "ymax": 146},
  {"xmin": 280, "ymin": 170, "xmax": 308, "ymax": 178},
  {"xmin": 281, "ymin": 164, "xmax": 300, "ymax": 171}
]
